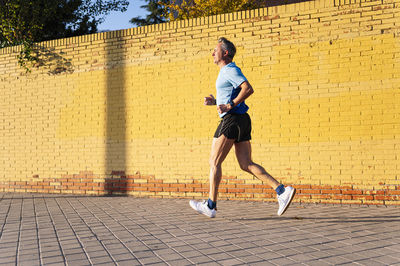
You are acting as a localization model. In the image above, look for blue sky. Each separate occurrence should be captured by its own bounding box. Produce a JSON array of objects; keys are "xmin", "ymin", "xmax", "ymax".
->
[{"xmin": 97, "ymin": 0, "xmax": 149, "ymax": 31}]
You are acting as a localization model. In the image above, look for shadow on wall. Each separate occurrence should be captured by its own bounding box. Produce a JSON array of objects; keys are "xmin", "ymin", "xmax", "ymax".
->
[
  {"xmin": 105, "ymin": 36, "xmax": 127, "ymax": 195},
  {"xmin": 34, "ymin": 45, "xmax": 74, "ymax": 75}
]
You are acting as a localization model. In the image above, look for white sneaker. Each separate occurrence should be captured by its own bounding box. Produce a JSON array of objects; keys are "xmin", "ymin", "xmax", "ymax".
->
[
  {"xmin": 277, "ymin": 186, "xmax": 296, "ymax": 216},
  {"xmin": 189, "ymin": 200, "xmax": 216, "ymax": 218}
]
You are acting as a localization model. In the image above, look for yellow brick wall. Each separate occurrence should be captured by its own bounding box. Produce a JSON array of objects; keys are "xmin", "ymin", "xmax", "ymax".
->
[{"xmin": 0, "ymin": 0, "xmax": 399, "ymax": 204}]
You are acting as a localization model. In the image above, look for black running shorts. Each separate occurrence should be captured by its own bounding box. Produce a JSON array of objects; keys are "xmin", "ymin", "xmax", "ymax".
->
[{"xmin": 214, "ymin": 113, "xmax": 252, "ymax": 143}]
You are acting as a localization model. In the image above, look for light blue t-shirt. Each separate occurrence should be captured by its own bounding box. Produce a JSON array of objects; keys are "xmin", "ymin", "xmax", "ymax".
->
[{"xmin": 216, "ymin": 62, "xmax": 249, "ymax": 118}]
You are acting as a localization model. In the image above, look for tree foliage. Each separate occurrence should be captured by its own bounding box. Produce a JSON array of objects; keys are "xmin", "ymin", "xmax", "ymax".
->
[
  {"xmin": 161, "ymin": 0, "xmax": 264, "ymax": 21},
  {"xmin": 131, "ymin": 0, "xmax": 266, "ymax": 27},
  {"xmin": 0, "ymin": 0, "xmax": 129, "ymax": 71},
  {"xmin": 130, "ymin": 0, "xmax": 169, "ymax": 26}
]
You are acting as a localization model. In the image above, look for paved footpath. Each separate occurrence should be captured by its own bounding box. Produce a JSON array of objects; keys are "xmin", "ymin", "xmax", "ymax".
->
[{"xmin": 0, "ymin": 193, "xmax": 399, "ymax": 266}]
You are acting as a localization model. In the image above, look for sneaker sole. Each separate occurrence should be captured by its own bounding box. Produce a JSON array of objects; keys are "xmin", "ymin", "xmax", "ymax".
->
[{"xmin": 278, "ymin": 188, "xmax": 296, "ymax": 216}]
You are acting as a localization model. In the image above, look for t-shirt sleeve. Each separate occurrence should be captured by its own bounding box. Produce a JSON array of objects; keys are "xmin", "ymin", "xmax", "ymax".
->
[{"xmin": 226, "ymin": 67, "xmax": 247, "ymax": 89}]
